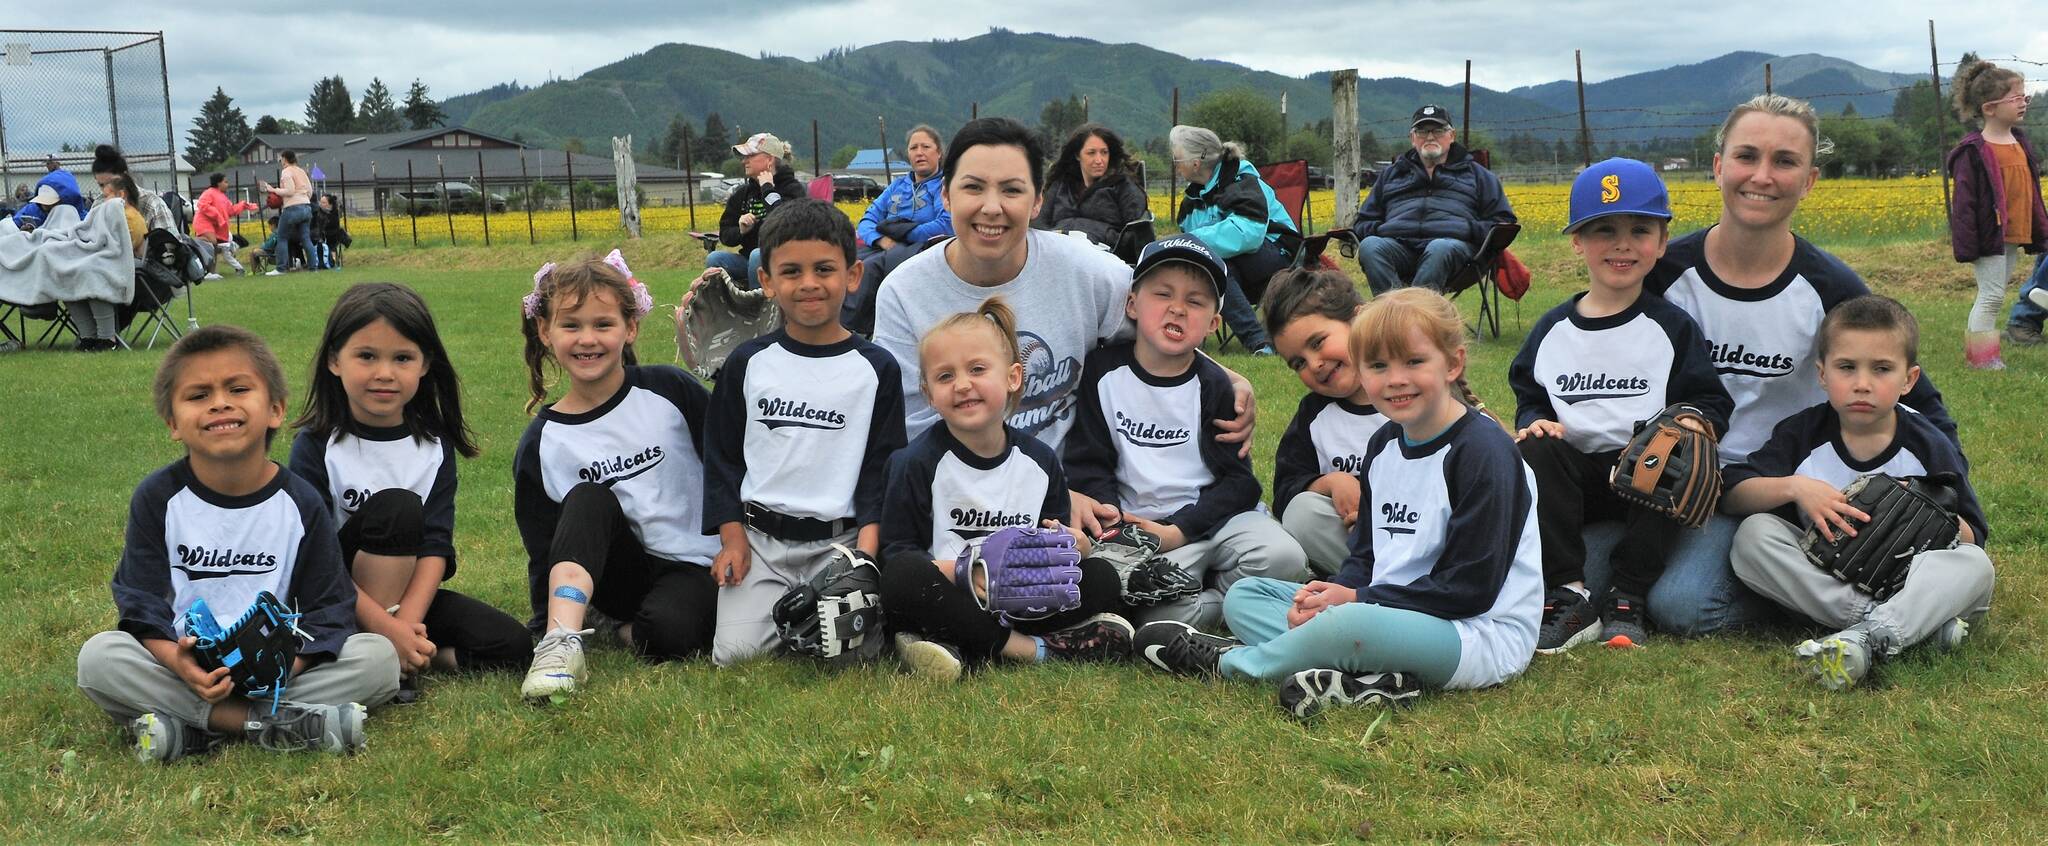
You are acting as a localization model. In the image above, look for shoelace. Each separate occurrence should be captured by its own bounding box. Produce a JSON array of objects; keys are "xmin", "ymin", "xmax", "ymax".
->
[
  {"xmin": 1813, "ymin": 640, "xmax": 1852, "ymax": 685},
  {"xmin": 531, "ymin": 629, "xmax": 593, "ymax": 674},
  {"xmin": 251, "ymin": 707, "xmax": 326, "ymax": 752},
  {"xmin": 1163, "ymin": 632, "xmax": 1223, "ymax": 672}
]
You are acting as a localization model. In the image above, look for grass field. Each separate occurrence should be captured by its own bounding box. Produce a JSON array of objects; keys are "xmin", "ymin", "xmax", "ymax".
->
[
  {"xmin": 3, "ymin": 229, "xmax": 2046, "ymax": 843},
  {"xmin": 321, "ymin": 176, "xmax": 1964, "ymax": 254}
]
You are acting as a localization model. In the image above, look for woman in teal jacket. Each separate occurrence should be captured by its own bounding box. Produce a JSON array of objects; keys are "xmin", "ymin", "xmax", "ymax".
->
[{"xmin": 1171, "ymin": 124, "xmax": 1298, "ymax": 353}]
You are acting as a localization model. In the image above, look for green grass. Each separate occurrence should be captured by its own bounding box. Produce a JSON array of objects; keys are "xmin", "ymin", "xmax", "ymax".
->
[{"xmin": 3, "ymin": 232, "xmax": 2045, "ymax": 843}]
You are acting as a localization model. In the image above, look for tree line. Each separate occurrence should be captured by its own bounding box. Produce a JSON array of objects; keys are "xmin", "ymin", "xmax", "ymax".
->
[{"xmin": 184, "ymin": 78, "xmax": 449, "ymax": 173}]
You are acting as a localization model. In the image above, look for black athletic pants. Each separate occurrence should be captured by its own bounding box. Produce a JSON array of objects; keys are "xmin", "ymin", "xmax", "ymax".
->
[
  {"xmin": 879, "ymin": 549, "xmax": 1121, "ymax": 669},
  {"xmin": 1517, "ymin": 437, "xmax": 1680, "ymax": 597},
  {"xmin": 530, "ymin": 482, "xmax": 717, "ymax": 662},
  {"xmin": 343, "ymin": 489, "xmax": 531, "ymax": 671}
]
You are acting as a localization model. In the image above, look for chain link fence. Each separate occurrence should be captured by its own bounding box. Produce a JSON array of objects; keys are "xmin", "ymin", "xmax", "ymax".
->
[{"xmin": 0, "ymin": 30, "xmax": 176, "ymax": 201}]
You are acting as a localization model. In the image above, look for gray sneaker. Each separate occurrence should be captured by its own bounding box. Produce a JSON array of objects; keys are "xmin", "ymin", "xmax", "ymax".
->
[
  {"xmin": 1793, "ymin": 626, "xmax": 1892, "ymax": 690},
  {"xmin": 127, "ymin": 711, "xmax": 212, "ymax": 763},
  {"xmin": 894, "ymin": 631, "xmax": 964, "ymax": 682},
  {"xmin": 2003, "ymin": 325, "xmax": 2043, "ymax": 346},
  {"xmin": 522, "ymin": 626, "xmax": 594, "ymax": 701},
  {"xmin": 244, "ymin": 701, "xmax": 368, "ymax": 754}
]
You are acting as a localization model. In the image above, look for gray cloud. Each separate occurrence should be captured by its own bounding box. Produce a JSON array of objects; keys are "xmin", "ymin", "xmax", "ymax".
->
[{"xmin": 8, "ymin": 2, "xmax": 2044, "ymax": 157}]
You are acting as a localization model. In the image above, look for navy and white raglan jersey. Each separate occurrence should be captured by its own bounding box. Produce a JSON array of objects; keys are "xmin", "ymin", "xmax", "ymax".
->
[
  {"xmin": 702, "ymin": 329, "xmax": 906, "ymax": 529},
  {"xmin": 1063, "ymin": 342, "xmax": 1259, "ymax": 541},
  {"xmin": 1272, "ymin": 392, "xmax": 1389, "ymax": 518},
  {"xmin": 1723, "ymin": 402, "xmax": 1986, "ymax": 544},
  {"xmin": 513, "ymin": 365, "xmax": 718, "ymax": 570},
  {"xmin": 1330, "ymin": 408, "xmax": 1543, "ymax": 689},
  {"xmin": 110, "ymin": 459, "xmax": 358, "ymax": 661},
  {"xmin": 1509, "ymin": 291, "xmax": 1733, "ymax": 455},
  {"xmin": 881, "ymin": 424, "xmax": 1071, "ymax": 561},
  {"xmin": 1647, "ymin": 229, "xmax": 1958, "ymax": 463},
  {"xmin": 288, "ymin": 424, "xmax": 459, "ymax": 576}
]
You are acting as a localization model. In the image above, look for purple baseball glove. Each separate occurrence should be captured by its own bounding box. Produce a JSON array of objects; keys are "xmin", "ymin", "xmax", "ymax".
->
[{"xmin": 955, "ymin": 526, "xmax": 1083, "ymax": 626}]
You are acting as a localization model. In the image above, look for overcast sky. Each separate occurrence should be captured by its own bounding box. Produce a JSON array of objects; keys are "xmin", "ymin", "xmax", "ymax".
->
[{"xmin": 11, "ymin": 1, "xmax": 2048, "ymax": 147}]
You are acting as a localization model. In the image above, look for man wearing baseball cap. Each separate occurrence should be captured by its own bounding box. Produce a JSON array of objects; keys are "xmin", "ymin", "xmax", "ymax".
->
[
  {"xmin": 1350, "ymin": 104, "xmax": 1516, "ymax": 294},
  {"xmin": 10, "ymin": 167, "xmax": 86, "ymax": 231},
  {"xmin": 706, "ymin": 132, "xmax": 809, "ymax": 287}
]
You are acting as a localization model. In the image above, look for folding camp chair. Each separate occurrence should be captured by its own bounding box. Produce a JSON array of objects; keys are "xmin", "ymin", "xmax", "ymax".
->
[
  {"xmin": 1301, "ymin": 222, "xmax": 1521, "ymax": 340},
  {"xmin": 1111, "ymin": 214, "xmax": 1157, "ymax": 265},
  {"xmin": 1204, "ymin": 160, "xmax": 1312, "ymax": 351},
  {"xmin": 125, "ymin": 231, "xmax": 203, "ymax": 349}
]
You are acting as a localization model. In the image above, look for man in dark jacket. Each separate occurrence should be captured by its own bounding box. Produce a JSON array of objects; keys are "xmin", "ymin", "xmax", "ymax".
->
[
  {"xmin": 1350, "ymin": 105, "xmax": 1515, "ymax": 294},
  {"xmin": 707, "ymin": 132, "xmax": 807, "ymax": 288}
]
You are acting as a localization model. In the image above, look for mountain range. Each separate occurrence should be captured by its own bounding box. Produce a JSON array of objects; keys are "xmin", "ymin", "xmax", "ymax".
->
[{"xmin": 437, "ymin": 31, "xmax": 1925, "ymax": 157}]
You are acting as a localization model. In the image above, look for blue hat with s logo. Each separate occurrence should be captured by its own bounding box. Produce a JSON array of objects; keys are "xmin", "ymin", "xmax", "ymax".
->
[{"xmin": 1564, "ymin": 157, "xmax": 1671, "ymax": 234}]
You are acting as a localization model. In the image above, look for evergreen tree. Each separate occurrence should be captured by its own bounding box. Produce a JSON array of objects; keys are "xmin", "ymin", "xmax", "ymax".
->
[
  {"xmin": 185, "ymin": 87, "xmax": 252, "ymax": 170},
  {"xmin": 660, "ymin": 115, "xmax": 691, "ymax": 166},
  {"xmin": 357, "ymin": 78, "xmax": 403, "ymax": 133},
  {"xmin": 696, "ymin": 113, "xmax": 730, "ymax": 164},
  {"xmin": 1037, "ymin": 94, "xmax": 1087, "ymax": 150},
  {"xmin": 1187, "ymin": 87, "xmax": 1283, "ymax": 163},
  {"xmin": 254, "ymin": 114, "xmax": 283, "ymax": 134},
  {"xmin": 305, "ymin": 76, "xmax": 356, "ymax": 133},
  {"xmin": 403, "ymin": 79, "xmax": 447, "ymax": 130}
]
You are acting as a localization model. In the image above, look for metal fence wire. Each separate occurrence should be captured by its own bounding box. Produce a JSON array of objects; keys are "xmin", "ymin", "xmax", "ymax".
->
[{"xmin": 0, "ymin": 30, "xmax": 176, "ymax": 200}]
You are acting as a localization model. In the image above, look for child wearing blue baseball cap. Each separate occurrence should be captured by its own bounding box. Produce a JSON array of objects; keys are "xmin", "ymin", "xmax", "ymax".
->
[
  {"xmin": 1066, "ymin": 234, "xmax": 1309, "ymax": 634},
  {"xmin": 1508, "ymin": 158, "xmax": 1734, "ymax": 652}
]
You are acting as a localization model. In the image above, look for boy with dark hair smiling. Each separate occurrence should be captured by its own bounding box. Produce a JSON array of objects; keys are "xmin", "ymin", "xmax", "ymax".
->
[
  {"xmin": 76, "ymin": 325, "xmax": 398, "ymax": 762},
  {"xmin": 703, "ymin": 199, "xmax": 907, "ymax": 665},
  {"xmin": 1724, "ymin": 295, "xmax": 1992, "ymax": 689}
]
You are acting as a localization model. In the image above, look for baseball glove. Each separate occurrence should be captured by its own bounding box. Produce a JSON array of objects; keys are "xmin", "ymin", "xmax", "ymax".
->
[
  {"xmin": 772, "ymin": 545, "xmax": 885, "ymax": 666},
  {"xmin": 183, "ymin": 591, "xmax": 310, "ymax": 712},
  {"xmin": 1803, "ymin": 473, "xmax": 1961, "ymax": 600},
  {"xmin": 955, "ymin": 526, "xmax": 1083, "ymax": 626},
  {"xmin": 1609, "ymin": 404, "xmax": 1721, "ymax": 528},
  {"xmin": 1087, "ymin": 523, "xmax": 1202, "ymax": 606},
  {"xmin": 677, "ymin": 267, "xmax": 781, "ymax": 382}
]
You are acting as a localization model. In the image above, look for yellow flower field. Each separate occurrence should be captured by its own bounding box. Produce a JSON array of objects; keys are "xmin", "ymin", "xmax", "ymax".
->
[{"xmin": 339, "ymin": 177, "xmax": 1956, "ymax": 251}]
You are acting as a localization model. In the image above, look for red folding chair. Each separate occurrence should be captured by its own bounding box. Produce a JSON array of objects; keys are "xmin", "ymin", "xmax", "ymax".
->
[
  {"xmin": 1255, "ymin": 159, "xmax": 1310, "ymax": 232},
  {"xmin": 807, "ymin": 174, "xmax": 836, "ymax": 202}
]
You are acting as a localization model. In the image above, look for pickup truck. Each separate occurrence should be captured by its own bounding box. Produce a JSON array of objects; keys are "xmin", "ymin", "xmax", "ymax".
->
[{"xmin": 392, "ymin": 182, "xmax": 508, "ymax": 215}]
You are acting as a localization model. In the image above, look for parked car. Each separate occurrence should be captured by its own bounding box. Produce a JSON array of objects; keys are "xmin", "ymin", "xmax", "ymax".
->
[
  {"xmin": 393, "ymin": 181, "xmax": 506, "ymax": 215},
  {"xmin": 703, "ymin": 177, "xmax": 745, "ymax": 203},
  {"xmin": 832, "ymin": 174, "xmax": 883, "ymax": 203},
  {"xmin": 1305, "ymin": 166, "xmax": 1335, "ymax": 190}
]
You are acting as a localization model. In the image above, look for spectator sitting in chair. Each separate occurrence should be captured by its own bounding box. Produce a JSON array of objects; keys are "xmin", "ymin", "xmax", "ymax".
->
[
  {"xmin": 11, "ymin": 169, "xmax": 88, "ymax": 231},
  {"xmin": 92, "ymin": 145, "xmax": 178, "ymax": 234},
  {"xmin": 846, "ymin": 124, "xmax": 952, "ymax": 334},
  {"xmin": 1171, "ymin": 123, "xmax": 1300, "ymax": 355},
  {"xmin": 194, "ymin": 173, "xmax": 259, "ymax": 278},
  {"xmin": 705, "ymin": 132, "xmax": 807, "ymax": 288},
  {"xmin": 1351, "ymin": 104, "xmax": 1516, "ymax": 295},
  {"xmin": 1035, "ymin": 123, "xmax": 1150, "ymax": 250}
]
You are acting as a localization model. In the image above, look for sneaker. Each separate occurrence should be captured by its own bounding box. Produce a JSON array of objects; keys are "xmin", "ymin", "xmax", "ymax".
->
[
  {"xmin": 1535, "ymin": 587, "xmax": 1601, "ymax": 654},
  {"xmin": 1599, "ymin": 591, "xmax": 1650, "ymax": 649},
  {"xmin": 1793, "ymin": 626, "xmax": 1887, "ymax": 690},
  {"xmin": 1040, "ymin": 613, "xmax": 1135, "ymax": 662},
  {"xmin": 1931, "ymin": 611, "xmax": 1985, "ymax": 652},
  {"xmin": 2030, "ymin": 287, "xmax": 2048, "ymax": 312},
  {"xmin": 2004, "ymin": 325, "xmax": 2044, "ymax": 347},
  {"xmin": 243, "ymin": 701, "xmax": 368, "ymax": 754},
  {"xmin": 126, "ymin": 711, "xmax": 211, "ymax": 763},
  {"xmin": 1133, "ymin": 620, "xmax": 1241, "ymax": 676},
  {"xmin": 264, "ymin": 269, "xmax": 284, "ymax": 277},
  {"xmin": 391, "ymin": 675, "xmax": 422, "ymax": 706},
  {"xmin": 894, "ymin": 631, "xmax": 964, "ymax": 682},
  {"xmin": 1276, "ymin": 669, "xmax": 1422, "ymax": 720},
  {"xmin": 202, "ymin": 272, "xmax": 224, "ymax": 281},
  {"xmin": 521, "ymin": 626, "xmax": 593, "ymax": 701},
  {"xmin": 1251, "ymin": 344, "xmax": 1277, "ymax": 356}
]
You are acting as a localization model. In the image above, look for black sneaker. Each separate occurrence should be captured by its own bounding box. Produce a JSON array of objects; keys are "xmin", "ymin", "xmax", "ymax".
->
[
  {"xmin": 1599, "ymin": 591, "xmax": 1650, "ymax": 648},
  {"xmin": 392, "ymin": 675, "xmax": 422, "ymax": 705},
  {"xmin": 243, "ymin": 701, "xmax": 368, "ymax": 755},
  {"xmin": 1040, "ymin": 613, "xmax": 1134, "ymax": 662},
  {"xmin": 126, "ymin": 711, "xmax": 214, "ymax": 763},
  {"xmin": 1276, "ymin": 669, "xmax": 1422, "ymax": 720},
  {"xmin": 1133, "ymin": 620, "xmax": 1242, "ymax": 676},
  {"xmin": 1536, "ymin": 586, "xmax": 1601, "ymax": 654}
]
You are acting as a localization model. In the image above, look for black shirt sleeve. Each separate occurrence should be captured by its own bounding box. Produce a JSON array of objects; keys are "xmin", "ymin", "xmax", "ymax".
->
[
  {"xmin": 856, "ymin": 346, "xmax": 909, "ymax": 528},
  {"xmin": 421, "ymin": 438, "xmax": 460, "ymax": 577},
  {"xmin": 1509, "ymin": 308, "xmax": 1565, "ymax": 430},
  {"xmin": 284, "ymin": 429, "xmax": 331, "ymax": 510},
  {"xmin": 112, "ymin": 468, "xmax": 179, "ymax": 643},
  {"xmin": 1272, "ymin": 394, "xmax": 1324, "ymax": 519},
  {"xmin": 1355, "ymin": 424, "xmax": 1528, "ymax": 619},
  {"xmin": 701, "ymin": 346, "xmax": 758, "ymax": 532},
  {"xmin": 1167, "ymin": 363, "xmax": 1261, "ymax": 540},
  {"xmin": 1720, "ymin": 404, "xmax": 1828, "ymax": 512},
  {"xmin": 1655, "ymin": 305, "xmax": 1735, "ymax": 436},
  {"xmin": 1029, "ymin": 436, "xmax": 1073, "ymax": 527},
  {"xmin": 880, "ymin": 444, "xmax": 934, "ymax": 561},
  {"xmin": 1061, "ymin": 347, "xmax": 1122, "ymax": 508},
  {"xmin": 511, "ymin": 419, "xmax": 560, "ymax": 621}
]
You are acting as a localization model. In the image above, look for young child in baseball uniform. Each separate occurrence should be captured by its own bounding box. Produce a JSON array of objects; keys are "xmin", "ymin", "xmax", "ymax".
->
[
  {"xmin": 289, "ymin": 284, "xmax": 531, "ymax": 704},
  {"xmin": 703, "ymin": 198, "xmax": 907, "ymax": 666},
  {"xmin": 1064, "ymin": 234, "xmax": 1308, "ymax": 630},
  {"xmin": 1261, "ymin": 268, "xmax": 1390, "ymax": 576},
  {"xmin": 1508, "ymin": 158, "xmax": 1732, "ymax": 652},
  {"xmin": 878, "ymin": 296, "xmax": 1134, "ymax": 681},
  {"xmin": 1723, "ymin": 295, "xmax": 1992, "ymax": 689},
  {"xmin": 77, "ymin": 325, "xmax": 399, "ymax": 762},
  {"xmin": 514, "ymin": 252, "xmax": 719, "ymax": 702},
  {"xmin": 1134, "ymin": 288, "xmax": 1543, "ymax": 719}
]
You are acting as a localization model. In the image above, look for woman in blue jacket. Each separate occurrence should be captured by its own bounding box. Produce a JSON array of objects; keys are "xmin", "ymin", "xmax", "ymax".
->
[
  {"xmin": 1170, "ymin": 124, "xmax": 1298, "ymax": 354},
  {"xmin": 846, "ymin": 124, "xmax": 952, "ymax": 335}
]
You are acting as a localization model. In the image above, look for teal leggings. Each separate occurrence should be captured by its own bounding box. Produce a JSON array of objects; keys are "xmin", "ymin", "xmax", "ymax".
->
[{"xmin": 1218, "ymin": 577, "xmax": 1462, "ymax": 687}]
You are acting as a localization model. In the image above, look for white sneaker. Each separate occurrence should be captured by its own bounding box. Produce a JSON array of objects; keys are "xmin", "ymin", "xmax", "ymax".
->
[
  {"xmin": 264, "ymin": 269, "xmax": 283, "ymax": 277},
  {"xmin": 521, "ymin": 626, "xmax": 593, "ymax": 701},
  {"xmin": 202, "ymin": 273, "xmax": 224, "ymax": 281},
  {"xmin": 894, "ymin": 631, "xmax": 963, "ymax": 682},
  {"xmin": 2029, "ymin": 287, "xmax": 2048, "ymax": 311}
]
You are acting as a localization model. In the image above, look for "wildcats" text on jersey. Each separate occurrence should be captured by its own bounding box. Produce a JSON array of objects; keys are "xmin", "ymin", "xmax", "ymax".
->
[
  {"xmin": 1113, "ymin": 411, "xmax": 1191, "ymax": 448},
  {"xmin": 578, "ymin": 445, "xmax": 665, "ymax": 485},
  {"xmin": 757, "ymin": 397, "xmax": 848, "ymax": 430}
]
